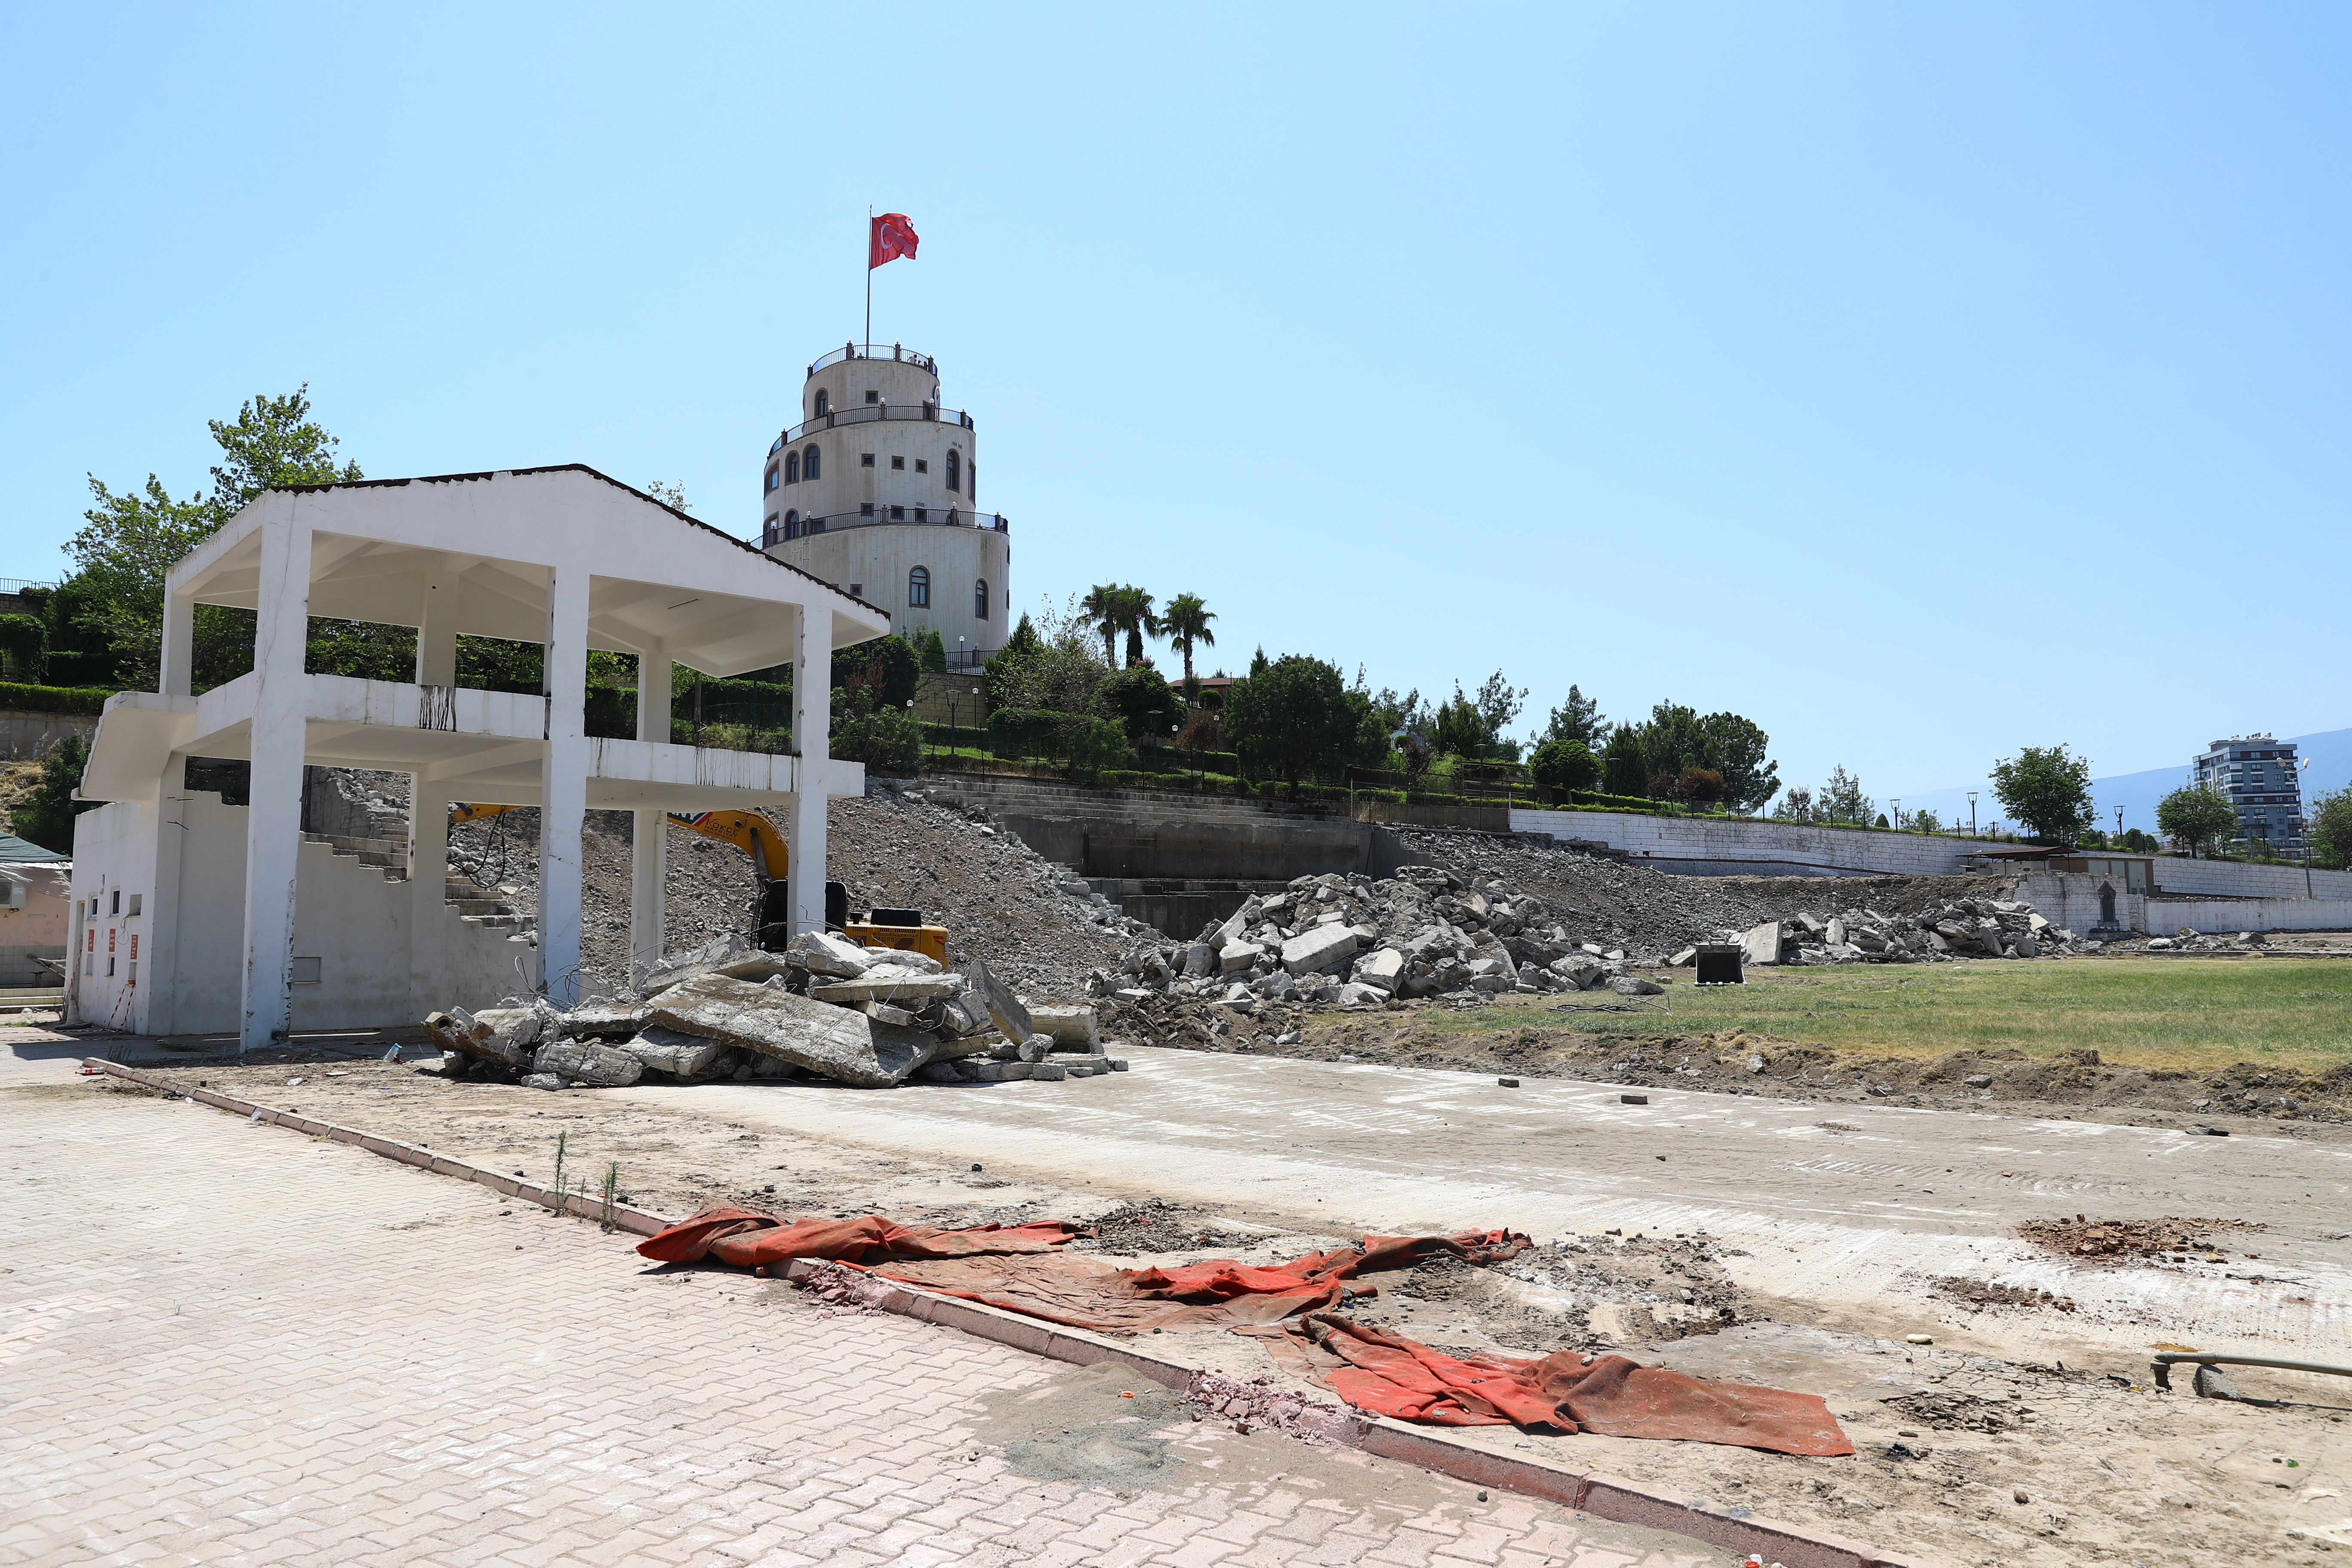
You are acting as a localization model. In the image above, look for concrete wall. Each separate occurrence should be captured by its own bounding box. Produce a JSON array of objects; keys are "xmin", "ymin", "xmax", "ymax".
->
[
  {"xmin": 1509, "ymin": 808, "xmax": 1991, "ymax": 877},
  {"xmin": 2144, "ymin": 858, "xmax": 2352, "ymax": 900},
  {"xmin": 70, "ymin": 791, "xmax": 534, "ymax": 1035},
  {"xmin": 1079, "ymin": 819, "xmax": 1373, "ymax": 882},
  {"xmin": 0, "ymin": 710, "xmax": 99, "ymax": 761},
  {"xmin": 773, "ymin": 522, "xmax": 1007, "ymax": 647},
  {"xmin": 2011, "ymin": 873, "xmax": 2352, "ymax": 934}
]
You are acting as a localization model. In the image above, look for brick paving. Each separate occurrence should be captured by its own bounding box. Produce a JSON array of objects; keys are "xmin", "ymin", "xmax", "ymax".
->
[{"xmin": 0, "ymin": 1075, "xmax": 1712, "ymax": 1568}]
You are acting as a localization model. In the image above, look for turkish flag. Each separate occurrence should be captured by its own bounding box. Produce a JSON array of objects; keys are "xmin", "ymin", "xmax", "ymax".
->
[{"xmin": 870, "ymin": 212, "xmax": 919, "ymax": 269}]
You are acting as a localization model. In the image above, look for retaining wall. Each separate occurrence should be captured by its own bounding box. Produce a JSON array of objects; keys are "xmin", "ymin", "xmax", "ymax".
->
[
  {"xmin": 0, "ymin": 709, "xmax": 98, "ymax": 761},
  {"xmin": 1507, "ymin": 809, "xmax": 1987, "ymax": 877},
  {"xmin": 2012, "ymin": 873, "xmax": 2352, "ymax": 934}
]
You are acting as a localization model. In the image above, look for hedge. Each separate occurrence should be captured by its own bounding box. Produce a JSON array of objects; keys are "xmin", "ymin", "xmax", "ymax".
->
[{"xmin": 0, "ymin": 681, "xmax": 116, "ymax": 716}]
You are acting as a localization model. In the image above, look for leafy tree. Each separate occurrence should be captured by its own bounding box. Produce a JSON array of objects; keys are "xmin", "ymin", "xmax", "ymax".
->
[
  {"xmin": 1911, "ymin": 806, "xmax": 1942, "ymax": 834},
  {"xmin": 1528, "ymin": 739, "xmax": 1599, "ymax": 802},
  {"xmin": 1817, "ymin": 766, "xmax": 1872, "ymax": 825},
  {"xmin": 642, "ymin": 480, "xmax": 691, "ymax": 513},
  {"xmin": 1538, "ymin": 685, "xmax": 1606, "ymax": 748},
  {"xmin": 1081, "ymin": 584, "xmax": 1121, "ymax": 667},
  {"xmin": 1772, "ymin": 785, "xmax": 1817, "ymax": 822},
  {"xmin": 1432, "ymin": 671, "xmax": 1529, "ymax": 761},
  {"xmin": 1249, "ymin": 646, "xmax": 1269, "ymax": 678},
  {"xmin": 1600, "ymin": 726, "xmax": 1648, "ymax": 796},
  {"xmin": 2304, "ymin": 787, "xmax": 2352, "ymax": 870},
  {"xmin": 0, "ymin": 614, "xmax": 46, "ymax": 682},
  {"xmin": 830, "ymin": 636, "xmax": 920, "ymax": 710},
  {"xmin": 827, "ymin": 685, "xmax": 922, "ymax": 773},
  {"xmin": 1874, "ymin": 812, "xmax": 1890, "ymax": 828},
  {"xmin": 2119, "ymin": 827, "xmax": 2160, "ymax": 853},
  {"xmin": 1159, "ymin": 593, "xmax": 1216, "ymax": 683},
  {"xmin": 1696, "ymin": 712, "xmax": 1778, "ymax": 813},
  {"xmin": 67, "ymin": 385, "xmax": 361, "ymax": 689},
  {"xmin": 1679, "ymin": 766, "xmax": 1726, "ymax": 805},
  {"xmin": 1113, "ymin": 585, "xmax": 1157, "ymax": 668},
  {"xmin": 2156, "ymin": 784, "xmax": 2239, "ymax": 858},
  {"xmin": 916, "ymin": 628, "xmax": 948, "ymax": 672},
  {"xmin": 1990, "ymin": 744, "xmax": 2096, "ymax": 846},
  {"xmin": 1101, "ymin": 665, "xmax": 1184, "ymax": 743},
  {"xmin": 1222, "ymin": 654, "xmax": 1358, "ymax": 796},
  {"xmin": 10, "ymin": 735, "xmax": 98, "ymax": 853}
]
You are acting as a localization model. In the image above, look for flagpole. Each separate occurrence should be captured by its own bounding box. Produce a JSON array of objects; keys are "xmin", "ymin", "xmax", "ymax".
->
[{"xmin": 863, "ymin": 205, "xmax": 872, "ymax": 350}]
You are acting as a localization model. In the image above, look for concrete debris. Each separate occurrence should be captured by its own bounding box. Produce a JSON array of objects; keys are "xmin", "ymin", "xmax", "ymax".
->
[{"xmin": 430, "ymin": 928, "xmax": 1118, "ymax": 1095}]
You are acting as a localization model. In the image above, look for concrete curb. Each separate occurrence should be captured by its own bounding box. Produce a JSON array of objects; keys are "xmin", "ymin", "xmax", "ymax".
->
[
  {"xmin": 81, "ymin": 1057, "xmax": 670, "ymax": 1237},
  {"xmin": 88, "ymin": 1055, "xmax": 1932, "ymax": 1568}
]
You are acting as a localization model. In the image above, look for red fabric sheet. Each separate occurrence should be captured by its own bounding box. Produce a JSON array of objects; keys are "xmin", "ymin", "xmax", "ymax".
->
[
  {"xmin": 1245, "ymin": 1312, "xmax": 1853, "ymax": 1456},
  {"xmin": 634, "ymin": 1206, "xmax": 1079, "ymax": 1269}
]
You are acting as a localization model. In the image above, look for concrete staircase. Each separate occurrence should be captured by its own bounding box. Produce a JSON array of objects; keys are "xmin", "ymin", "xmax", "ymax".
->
[{"xmin": 301, "ymin": 831, "xmax": 527, "ymax": 934}]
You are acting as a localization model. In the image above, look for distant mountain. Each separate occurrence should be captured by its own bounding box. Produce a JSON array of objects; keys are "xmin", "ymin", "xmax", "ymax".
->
[{"xmin": 1887, "ymin": 726, "xmax": 2350, "ymax": 837}]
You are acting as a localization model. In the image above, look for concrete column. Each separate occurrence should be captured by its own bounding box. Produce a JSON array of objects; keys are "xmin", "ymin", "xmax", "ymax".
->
[
  {"xmin": 147, "ymin": 784, "xmax": 190, "ymax": 1035},
  {"xmin": 239, "ymin": 508, "xmax": 314, "ymax": 1053},
  {"xmin": 414, "ymin": 564, "xmax": 457, "ymax": 686},
  {"xmin": 629, "ymin": 648, "xmax": 672, "ymax": 981},
  {"xmin": 407, "ymin": 775, "xmax": 452, "ymax": 1017},
  {"xmin": 786, "ymin": 605, "xmax": 830, "ymax": 937},
  {"xmin": 537, "ymin": 567, "xmax": 591, "ymax": 1008},
  {"xmin": 159, "ymin": 586, "xmax": 196, "ymax": 698}
]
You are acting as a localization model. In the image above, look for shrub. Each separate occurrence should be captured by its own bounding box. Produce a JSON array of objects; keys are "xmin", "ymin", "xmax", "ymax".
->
[{"xmin": 1528, "ymin": 739, "xmax": 1600, "ymax": 802}]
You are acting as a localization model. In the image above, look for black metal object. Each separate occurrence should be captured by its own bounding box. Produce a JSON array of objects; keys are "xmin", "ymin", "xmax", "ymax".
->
[
  {"xmin": 2151, "ymin": 1351, "xmax": 2352, "ymax": 1391},
  {"xmin": 824, "ymin": 879, "xmax": 848, "ymax": 931},
  {"xmin": 868, "ymin": 906, "xmax": 922, "ymax": 927},
  {"xmin": 1694, "ymin": 943, "xmax": 1745, "ymax": 985}
]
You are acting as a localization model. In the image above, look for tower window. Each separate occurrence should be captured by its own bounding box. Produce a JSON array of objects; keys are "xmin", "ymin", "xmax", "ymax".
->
[
  {"xmin": 974, "ymin": 578, "xmax": 989, "ymax": 619},
  {"xmin": 861, "ymin": 452, "xmax": 876, "ymax": 467},
  {"xmin": 814, "ymin": 389, "xmax": 830, "ymax": 416},
  {"xmin": 890, "ymin": 455, "xmax": 905, "ymax": 470},
  {"xmin": 802, "ymin": 445, "xmax": 820, "ymax": 480},
  {"xmin": 889, "ymin": 505, "xmax": 905, "ymax": 520},
  {"xmin": 865, "ymin": 389, "xmax": 880, "ymax": 404},
  {"xmin": 915, "ymin": 459, "xmax": 928, "ymax": 474},
  {"xmin": 946, "ymin": 450, "xmax": 960, "ymax": 493},
  {"xmin": 785, "ymin": 452, "xmax": 799, "ymax": 483},
  {"xmin": 908, "ymin": 566, "xmax": 930, "ymax": 608},
  {"xmin": 860, "ymin": 502, "xmax": 874, "ymax": 516},
  {"xmin": 765, "ymin": 466, "xmax": 779, "ymax": 493},
  {"xmin": 764, "ymin": 513, "xmax": 779, "ymax": 543}
]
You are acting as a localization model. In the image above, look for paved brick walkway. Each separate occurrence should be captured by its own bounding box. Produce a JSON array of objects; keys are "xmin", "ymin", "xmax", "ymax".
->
[{"xmin": 0, "ymin": 1076, "xmax": 1711, "ymax": 1568}]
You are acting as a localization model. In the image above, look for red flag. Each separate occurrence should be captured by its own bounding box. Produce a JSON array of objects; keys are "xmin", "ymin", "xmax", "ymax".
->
[{"xmin": 870, "ymin": 212, "xmax": 919, "ymax": 269}]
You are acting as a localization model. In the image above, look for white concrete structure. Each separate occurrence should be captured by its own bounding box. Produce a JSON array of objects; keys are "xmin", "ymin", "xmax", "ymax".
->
[
  {"xmin": 0, "ymin": 848, "xmax": 72, "ymax": 988},
  {"xmin": 67, "ymin": 466, "xmax": 887, "ymax": 1048},
  {"xmin": 760, "ymin": 345, "xmax": 1008, "ymax": 667}
]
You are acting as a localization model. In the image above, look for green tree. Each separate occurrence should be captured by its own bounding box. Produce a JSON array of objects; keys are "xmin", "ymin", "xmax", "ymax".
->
[
  {"xmin": 0, "ymin": 614, "xmax": 46, "ymax": 682},
  {"xmin": 1772, "ymin": 785, "xmax": 1817, "ymax": 822},
  {"xmin": 2156, "ymin": 784, "xmax": 2239, "ymax": 858},
  {"xmin": 830, "ymin": 636, "xmax": 920, "ymax": 710},
  {"xmin": 1600, "ymin": 726, "xmax": 1648, "ymax": 796},
  {"xmin": 1696, "ymin": 712, "xmax": 1778, "ymax": 813},
  {"xmin": 2303, "ymin": 787, "xmax": 2352, "ymax": 870},
  {"xmin": 1081, "ymin": 584, "xmax": 1121, "ymax": 668},
  {"xmin": 1538, "ymin": 685, "xmax": 1606, "ymax": 748},
  {"xmin": 916, "ymin": 628, "xmax": 948, "ymax": 672},
  {"xmin": 10, "ymin": 734, "xmax": 98, "ymax": 853},
  {"xmin": 1818, "ymin": 766, "xmax": 1872, "ymax": 825},
  {"xmin": 827, "ymin": 685, "xmax": 922, "ymax": 773},
  {"xmin": 1432, "ymin": 671, "xmax": 1528, "ymax": 760},
  {"xmin": 1990, "ymin": 744, "xmax": 2096, "ymax": 846},
  {"xmin": 1159, "ymin": 593, "xmax": 1216, "ymax": 683},
  {"xmin": 1528, "ymin": 739, "xmax": 1600, "ymax": 802},
  {"xmin": 1222, "ymin": 654, "xmax": 1357, "ymax": 796},
  {"xmin": 1112, "ymin": 585, "xmax": 1157, "ymax": 668},
  {"xmin": 1101, "ymin": 665, "xmax": 1184, "ymax": 743}
]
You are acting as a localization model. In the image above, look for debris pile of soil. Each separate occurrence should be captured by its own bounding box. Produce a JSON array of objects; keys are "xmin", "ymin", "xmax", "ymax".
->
[
  {"xmin": 1930, "ymin": 1277, "xmax": 2077, "ymax": 1314},
  {"xmin": 1883, "ymin": 1390, "xmax": 2032, "ymax": 1433},
  {"xmin": 1077, "ymin": 1198, "xmax": 1225, "ymax": 1254},
  {"xmin": 2017, "ymin": 1215, "xmax": 2266, "ymax": 1262},
  {"xmin": 1391, "ymin": 830, "xmax": 2017, "ymax": 958}
]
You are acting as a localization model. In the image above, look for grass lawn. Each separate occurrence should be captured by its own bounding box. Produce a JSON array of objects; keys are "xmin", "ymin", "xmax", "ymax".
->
[{"xmin": 1424, "ymin": 958, "xmax": 2352, "ymax": 1073}]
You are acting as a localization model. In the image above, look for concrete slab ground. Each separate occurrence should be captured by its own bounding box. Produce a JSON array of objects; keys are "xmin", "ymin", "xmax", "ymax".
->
[
  {"xmin": 0, "ymin": 1055, "xmax": 1721, "ymax": 1568},
  {"xmin": 607, "ymin": 1046, "xmax": 2352, "ymax": 1374}
]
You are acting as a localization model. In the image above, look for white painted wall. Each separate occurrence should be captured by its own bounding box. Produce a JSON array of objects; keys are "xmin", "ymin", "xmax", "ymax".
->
[
  {"xmin": 70, "ymin": 791, "xmax": 535, "ymax": 1035},
  {"xmin": 2139, "ymin": 858, "xmax": 2352, "ymax": 900},
  {"xmin": 2011, "ymin": 873, "xmax": 2352, "ymax": 935}
]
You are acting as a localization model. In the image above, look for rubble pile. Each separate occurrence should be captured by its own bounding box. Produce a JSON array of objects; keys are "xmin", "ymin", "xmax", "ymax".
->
[
  {"xmin": 2015, "ymin": 1214, "xmax": 2264, "ymax": 1263},
  {"xmin": 422, "ymin": 931, "xmax": 1123, "ymax": 1093},
  {"xmin": 1733, "ymin": 895, "xmax": 2089, "ymax": 966},
  {"xmin": 1077, "ymin": 864, "xmax": 2089, "ymax": 1018}
]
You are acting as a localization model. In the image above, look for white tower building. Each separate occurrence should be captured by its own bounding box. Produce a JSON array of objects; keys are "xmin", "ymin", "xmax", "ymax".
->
[{"xmin": 759, "ymin": 344, "xmax": 1009, "ymax": 668}]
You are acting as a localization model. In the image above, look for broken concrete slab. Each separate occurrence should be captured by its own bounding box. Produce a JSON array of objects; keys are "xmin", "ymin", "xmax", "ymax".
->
[
  {"xmin": 532, "ymin": 1038, "xmax": 645, "ymax": 1087},
  {"xmin": 1607, "ymin": 975, "xmax": 1666, "ymax": 997},
  {"xmin": 1352, "ymin": 948, "xmax": 1406, "ymax": 993},
  {"xmin": 1027, "ymin": 1004, "xmax": 1100, "ymax": 1050},
  {"xmin": 810, "ymin": 966, "xmax": 965, "ymax": 1005},
  {"xmin": 649, "ymin": 972, "xmax": 943, "ymax": 1088},
  {"xmin": 560, "ymin": 1001, "xmax": 652, "ymax": 1040},
  {"xmin": 618, "ymin": 1026, "xmax": 738, "ymax": 1080},
  {"xmin": 965, "ymin": 957, "xmax": 1035, "ymax": 1044},
  {"xmin": 1280, "ymin": 925, "xmax": 1360, "ymax": 977},
  {"xmin": 961, "ymin": 1060, "xmax": 1034, "ymax": 1083},
  {"xmin": 1219, "ymin": 940, "xmax": 1264, "ymax": 975},
  {"xmin": 1740, "ymin": 920, "xmax": 1783, "ymax": 967},
  {"xmin": 424, "ymin": 1006, "xmax": 542, "ymax": 1066},
  {"xmin": 779, "ymin": 929, "xmax": 874, "ymax": 979}
]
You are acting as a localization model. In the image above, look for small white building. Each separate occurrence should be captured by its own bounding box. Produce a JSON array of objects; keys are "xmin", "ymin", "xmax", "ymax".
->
[
  {"xmin": 67, "ymin": 465, "xmax": 887, "ymax": 1048},
  {"xmin": 759, "ymin": 344, "xmax": 1009, "ymax": 668},
  {"xmin": 0, "ymin": 834, "xmax": 73, "ymax": 988}
]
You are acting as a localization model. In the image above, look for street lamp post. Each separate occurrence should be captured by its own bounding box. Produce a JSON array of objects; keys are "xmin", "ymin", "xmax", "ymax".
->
[
  {"xmin": 1892, "ymin": 798, "xmax": 1901, "ymax": 833},
  {"xmin": 1967, "ymin": 791, "xmax": 1978, "ymax": 838}
]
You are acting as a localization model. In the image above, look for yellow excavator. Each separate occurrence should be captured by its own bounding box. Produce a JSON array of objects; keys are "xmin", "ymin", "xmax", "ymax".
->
[{"xmin": 447, "ymin": 802, "xmax": 946, "ymax": 961}]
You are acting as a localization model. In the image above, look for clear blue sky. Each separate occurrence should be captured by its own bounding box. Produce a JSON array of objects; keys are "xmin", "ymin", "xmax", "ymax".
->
[{"xmin": 5, "ymin": 4, "xmax": 2348, "ymax": 806}]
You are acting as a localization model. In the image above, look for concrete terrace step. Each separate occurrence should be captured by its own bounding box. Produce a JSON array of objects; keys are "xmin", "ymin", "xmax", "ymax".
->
[{"xmin": 920, "ymin": 775, "xmax": 1341, "ymax": 826}]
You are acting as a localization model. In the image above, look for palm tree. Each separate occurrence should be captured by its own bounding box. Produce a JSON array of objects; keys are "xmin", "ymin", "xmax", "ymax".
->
[
  {"xmin": 1159, "ymin": 593, "xmax": 1216, "ymax": 683},
  {"xmin": 1115, "ymin": 584, "xmax": 1157, "ymax": 668},
  {"xmin": 1080, "ymin": 584, "xmax": 1120, "ymax": 668}
]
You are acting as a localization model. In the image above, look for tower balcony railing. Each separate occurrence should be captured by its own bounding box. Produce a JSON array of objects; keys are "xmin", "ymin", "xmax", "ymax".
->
[
  {"xmin": 806, "ymin": 342, "xmax": 940, "ymax": 377},
  {"xmin": 772, "ymin": 401, "xmax": 975, "ymax": 449},
  {"xmin": 762, "ymin": 508, "xmax": 1009, "ymax": 548}
]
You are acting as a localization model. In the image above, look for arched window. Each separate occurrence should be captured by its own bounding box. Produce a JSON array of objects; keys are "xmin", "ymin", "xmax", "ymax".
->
[
  {"xmin": 974, "ymin": 578, "xmax": 989, "ymax": 619},
  {"xmin": 968, "ymin": 461, "xmax": 976, "ymax": 504},
  {"xmin": 765, "ymin": 466, "xmax": 779, "ymax": 493},
  {"xmin": 946, "ymin": 449, "xmax": 960, "ymax": 493},
  {"xmin": 802, "ymin": 445, "xmax": 820, "ymax": 481},
  {"xmin": 814, "ymin": 389, "xmax": 830, "ymax": 417},
  {"xmin": 784, "ymin": 452, "xmax": 799, "ymax": 484},
  {"xmin": 785, "ymin": 508, "xmax": 798, "ymax": 525},
  {"xmin": 908, "ymin": 566, "xmax": 931, "ymax": 608}
]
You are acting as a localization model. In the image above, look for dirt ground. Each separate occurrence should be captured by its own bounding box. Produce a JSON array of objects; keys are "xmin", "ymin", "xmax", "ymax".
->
[{"xmin": 87, "ymin": 1052, "xmax": 2352, "ymax": 1568}]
